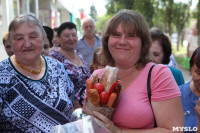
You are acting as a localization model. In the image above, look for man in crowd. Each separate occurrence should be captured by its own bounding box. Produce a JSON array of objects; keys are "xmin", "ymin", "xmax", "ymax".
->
[{"xmin": 76, "ymin": 17, "xmax": 102, "ymax": 67}]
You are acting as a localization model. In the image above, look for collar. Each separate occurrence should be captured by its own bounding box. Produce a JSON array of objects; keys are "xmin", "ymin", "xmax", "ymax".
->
[{"xmin": 80, "ymin": 35, "xmax": 100, "ymax": 41}]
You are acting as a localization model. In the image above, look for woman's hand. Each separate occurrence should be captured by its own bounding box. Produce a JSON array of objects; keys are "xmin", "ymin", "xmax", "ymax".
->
[
  {"xmin": 74, "ymin": 99, "xmax": 82, "ymax": 109},
  {"xmin": 92, "ymin": 111, "xmax": 121, "ymax": 133}
]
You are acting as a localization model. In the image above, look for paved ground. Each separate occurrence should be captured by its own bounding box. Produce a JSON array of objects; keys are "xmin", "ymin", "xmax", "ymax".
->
[
  {"xmin": 177, "ymin": 64, "xmax": 192, "ymax": 83},
  {"xmin": 0, "ymin": 44, "xmax": 191, "ymax": 83}
]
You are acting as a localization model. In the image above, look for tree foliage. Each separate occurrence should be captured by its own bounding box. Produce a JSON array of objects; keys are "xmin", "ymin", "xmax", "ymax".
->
[
  {"xmin": 89, "ymin": 4, "xmax": 97, "ymax": 21},
  {"xmin": 91, "ymin": 0, "xmax": 197, "ymax": 51},
  {"xmin": 106, "ymin": 0, "xmax": 134, "ymax": 14},
  {"xmin": 95, "ymin": 14, "xmax": 113, "ymax": 33},
  {"xmin": 172, "ymin": 2, "xmax": 191, "ymax": 50},
  {"xmin": 133, "ymin": 0, "xmax": 154, "ymax": 27},
  {"xmin": 197, "ymin": 0, "xmax": 200, "ymax": 46},
  {"xmin": 105, "ymin": 0, "xmax": 154, "ymax": 27}
]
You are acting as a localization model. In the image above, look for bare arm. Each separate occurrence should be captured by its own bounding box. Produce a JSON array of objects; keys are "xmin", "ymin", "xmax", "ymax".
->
[
  {"xmin": 150, "ymin": 97, "xmax": 184, "ymax": 133},
  {"xmin": 74, "ymin": 99, "xmax": 82, "ymax": 109},
  {"xmin": 83, "ymin": 98, "xmax": 86, "ymax": 111},
  {"xmin": 92, "ymin": 97, "xmax": 184, "ymax": 133}
]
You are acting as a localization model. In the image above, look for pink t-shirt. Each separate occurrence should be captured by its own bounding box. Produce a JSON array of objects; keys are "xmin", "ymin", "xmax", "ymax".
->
[{"xmin": 92, "ymin": 62, "xmax": 181, "ymax": 129}]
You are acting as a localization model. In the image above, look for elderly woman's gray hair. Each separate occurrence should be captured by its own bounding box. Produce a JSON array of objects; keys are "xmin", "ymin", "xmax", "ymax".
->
[{"xmin": 8, "ymin": 13, "xmax": 46, "ymax": 40}]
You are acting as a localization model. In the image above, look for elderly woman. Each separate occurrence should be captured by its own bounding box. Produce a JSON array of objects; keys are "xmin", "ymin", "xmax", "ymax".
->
[
  {"xmin": 2, "ymin": 32, "xmax": 14, "ymax": 56},
  {"xmin": 42, "ymin": 26, "xmax": 54, "ymax": 56},
  {"xmin": 179, "ymin": 47, "xmax": 200, "ymax": 132},
  {"xmin": 49, "ymin": 22, "xmax": 91, "ymax": 109},
  {"xmin": 0, "ymin": 14, "xmax": 74, "ymax": 132},
  {"xmin": 150, "ymin": 27, "xmax": 185, "ymax": 86},
  {"xmin": 86, "ymin": 10, "xmax": 184, "ymax": 132}
]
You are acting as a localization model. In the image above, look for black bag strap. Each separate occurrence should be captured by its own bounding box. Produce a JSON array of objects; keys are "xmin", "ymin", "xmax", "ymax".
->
[{"xmin": 147, "ymin": 64, "xmax": 157, "ymax": 127}]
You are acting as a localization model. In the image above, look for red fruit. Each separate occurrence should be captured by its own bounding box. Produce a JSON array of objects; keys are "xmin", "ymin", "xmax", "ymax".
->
[
  {"xmin": 108, "ymin": 80, "xmax": 120, "ymax": 96},
  {"xmin": 99, "ymin": 91, "xmax": 109, "ymax": 104},
  {"xmin": 92, "ymin": 83, "xmax": 104, "ymax": 94}
]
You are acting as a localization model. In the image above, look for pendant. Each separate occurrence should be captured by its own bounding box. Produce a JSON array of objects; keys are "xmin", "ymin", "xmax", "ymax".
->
[{"xmin": 27, "ymin": 76, "xmax": 31, "ymax": 78}]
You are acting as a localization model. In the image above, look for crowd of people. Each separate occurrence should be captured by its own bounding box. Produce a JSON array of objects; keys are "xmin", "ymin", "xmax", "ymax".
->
[{"xmin": 0, "ymin": 9, "xmax": 199, "ymax": 133}]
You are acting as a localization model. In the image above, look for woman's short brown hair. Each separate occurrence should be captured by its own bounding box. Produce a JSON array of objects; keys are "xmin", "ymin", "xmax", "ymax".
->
[
  {"xmin": 190, "ymin": 47, "xmax": 200, "ymax": 69},
  {"xmin": 150, "ymin": 27, "xmax": 172, "ymax": 64},
  {"xmin": 100, "ymin": 9, "xmax": 152, "ymax": 69}
]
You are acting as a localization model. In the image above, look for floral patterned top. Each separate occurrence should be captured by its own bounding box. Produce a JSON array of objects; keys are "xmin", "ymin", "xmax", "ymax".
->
[
  {"xmin": 0, "ymin": 56, "xmax": 74, "ymax": 133},
  {"xmin": 49, "ymin": 50, "xmax": 91, "ymax": 106}
]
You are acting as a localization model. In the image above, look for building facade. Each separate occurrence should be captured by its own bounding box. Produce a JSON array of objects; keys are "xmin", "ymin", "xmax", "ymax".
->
[{"xmin": 0, "ymin": 0, "xmax": 73, "ymax": 45}]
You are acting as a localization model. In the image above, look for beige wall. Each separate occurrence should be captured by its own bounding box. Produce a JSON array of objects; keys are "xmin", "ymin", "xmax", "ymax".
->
[
  {"xmin": 59, "ymin": 8, "xmax": 70, "ymax": 24},
  {"xmin": 0, "ymin": 0, "xmax": 71, "ymax": 45}
]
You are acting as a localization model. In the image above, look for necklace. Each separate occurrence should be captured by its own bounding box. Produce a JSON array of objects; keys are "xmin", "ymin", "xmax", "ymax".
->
[
  {"xmin": 15, "ymin": 56, "xmax": 43, "ymax": 74},
  {"xmin": 117, "ymin": 66, "xmax": 136, "ymax": 80},
  {"xmin": 68, "ymin": 57, "xmax": 82, "ymax": 66},
  {"xmin": 60, "ymin": 50, "xmax": 83, "ymax": 66}
]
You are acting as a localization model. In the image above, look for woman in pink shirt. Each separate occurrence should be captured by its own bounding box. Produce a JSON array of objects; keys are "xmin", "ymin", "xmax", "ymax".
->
[{"xmin": 88, "ymin": 9, "xmax": 184, "ymax": 133}]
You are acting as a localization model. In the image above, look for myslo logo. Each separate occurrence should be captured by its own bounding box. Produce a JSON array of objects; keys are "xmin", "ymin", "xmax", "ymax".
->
[{"xmin": 172, "ymin": 127, "xmax": 197, "ymax": 132}]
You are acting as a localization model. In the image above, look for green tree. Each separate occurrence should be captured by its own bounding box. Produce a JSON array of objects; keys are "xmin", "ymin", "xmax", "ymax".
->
[
  {"xmin": 172, "ymin": 2, "xmax": 191, "ymax": 50},
  {"xmin": 151, "ymin": 0, "xmax": 175, "ymax": 37},
  {"xmin": 99, "ymin": 0, "xmax": 195, "ymax": 52},
  {"xmin": 105, "ymin": 0, "xmax": 154, "ymax": 27},
  {"xmin": 106, "ymin": 0, "xmax": 134, "ymax": 14},
  {"xmin": 76, "ymin": 18, "xmax": 82, "ymax": 37},
  {"xmin": 90, "ymin": 4, "xmax": 97, "ymax": 21},
  {"xmin": 133, "ymin": 0, "xmax": 154, "ymax": 27},
  {"xmin": 197, "ymin": 0, "xmax": 200, "ymax": 46},
  {"xmin": 154, "ymin": 0, "xmax": 174, "ymax": 37},
  {"xmin": 95, "ymin": 14, "xmax": 113, "ymax": 33},
  {"xmin": 152, "ymin": 0, "xmax": 166, "ymax": 30},
  {"xmin": 166, "ymin": 0, "xmax": 174, "ymax": 37}
]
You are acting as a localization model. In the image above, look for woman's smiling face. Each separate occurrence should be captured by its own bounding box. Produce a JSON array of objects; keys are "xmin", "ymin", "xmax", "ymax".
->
[
  {"xmin": 10, "ymin": 22, "xmax": 43, "ymax": 61},
  {"xmin": 108, "ymin": 23, "xmax": 142, "ymax": 69},
  {"xmin": 58, "ymin": 28, "xmax": 78, "ymax": 50},
  {"xmin": 150, "ymin": 40, "xmax": 164, "ymax": 64}
]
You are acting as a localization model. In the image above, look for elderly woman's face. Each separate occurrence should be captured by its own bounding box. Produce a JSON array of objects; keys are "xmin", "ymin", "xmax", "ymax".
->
[
  {"xmin": 191, "ymin": 64, "xmax": 200, "ymax": 92},
  {"xmin": 4, "ymin": 40, "xmax": 14, "ymax": 56},
  {"xmin": 108, "ymin": 23, "xmax": 142, "ymax": 68},
  {"xmin": 10, "ymin": 23, "xmax": 43, "ymax": 60},
  {"xmin": 58, "ymin": 28, "xmax": 78, "ymax": 50},
  {"xmin": 150, "ymin": 40, "xmax": 164, "ymax": 64},
  {"xmin": 52, "ymin": 30, "xmax": 59, "ymax": 47},
  {"xmin": 42, "ymin": 37, "xmax": 50, "ymax": 56}
]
